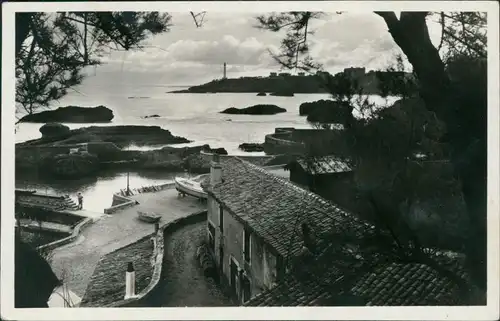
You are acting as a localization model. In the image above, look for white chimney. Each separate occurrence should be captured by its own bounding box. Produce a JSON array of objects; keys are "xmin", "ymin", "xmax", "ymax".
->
[
  {"xmin": 124, "ymin": 262, "xmax": 136, "ymax": 300},
  {"xmin": 210, "ymin": 153, "xmax": 222, "ymax": 185}
]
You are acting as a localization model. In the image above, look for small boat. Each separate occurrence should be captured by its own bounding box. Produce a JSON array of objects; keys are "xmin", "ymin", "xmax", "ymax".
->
[
  {"xmin": 137, "ymin": 211, "xmax": 161, "ymax": 223},
  {"xmin": 174, "ymin": 177, "xmax": 207, "ymax": 200}
]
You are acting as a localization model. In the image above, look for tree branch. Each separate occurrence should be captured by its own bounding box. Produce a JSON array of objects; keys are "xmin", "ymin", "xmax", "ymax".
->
[
  {"xmin": 437, "ymin": 12, "xmax": 445, "ymax": 52},
  {"xmin": 443, "ymin": 28, "xmax": 486, "ymax": 58}
]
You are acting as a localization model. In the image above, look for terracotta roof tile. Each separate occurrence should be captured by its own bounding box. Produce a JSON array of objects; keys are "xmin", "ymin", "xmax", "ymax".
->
[
  {"xmin": 245, "ymin": 252, "xmax": 471, "ymax": 307},
  {"xmin": 80, "ymin": 235, "xmax": 155, "ymax": 307},
  {"xmin": 295, "ymin": 156, "xmax": 352, "ymax": 175},
  {"xmin": 204, "ymin": 157, "xmax": 369, "ymax": 258}
]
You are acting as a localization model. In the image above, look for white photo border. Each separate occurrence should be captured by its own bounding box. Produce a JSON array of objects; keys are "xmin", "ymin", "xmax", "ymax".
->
[{"xmin": 2, "ymin": 1, "xmax": 499, "ymax": 320}]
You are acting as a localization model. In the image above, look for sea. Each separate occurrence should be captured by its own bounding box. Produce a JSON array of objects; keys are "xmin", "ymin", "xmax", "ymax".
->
[{"xmin": 15, "ymin": 83, "xmax": 397, "ymax": 212}]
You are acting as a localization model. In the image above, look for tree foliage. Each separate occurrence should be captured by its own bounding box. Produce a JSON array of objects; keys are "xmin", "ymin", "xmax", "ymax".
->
[
  {"xmin": 433, "ymin": 12, "xmax": 487, "ymax": 61},
  {"xmin": 15, "ymin": 12, "xmax": 172, "ymax": 115},
  {"xmin": 256, "ymin": 10, "xmax": 488, "ymax": 293}
]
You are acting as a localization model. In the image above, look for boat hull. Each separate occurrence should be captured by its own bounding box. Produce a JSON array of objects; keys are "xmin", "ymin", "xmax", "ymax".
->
[{"xmin": 174, "ymin": 177, "xmax": 207, "ymax": 200}]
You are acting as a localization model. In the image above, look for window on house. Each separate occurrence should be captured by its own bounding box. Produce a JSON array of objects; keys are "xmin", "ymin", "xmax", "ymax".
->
[
  {"xmin": 219, "ymin": 205, "xmax": 224, "ymax": 233},
  {"xmin": 243, "ymin": 227, "xmax": 251, "ymax": 263}
]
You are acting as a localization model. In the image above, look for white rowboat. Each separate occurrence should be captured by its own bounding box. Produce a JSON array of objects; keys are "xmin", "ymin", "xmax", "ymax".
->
[
  {"xmin": 174, "ymin": 177, "xmax": 207, "ymax": 200},
  {"xmin": 137, "ymin": 211, "xmax": 161, "ymax": 223}
]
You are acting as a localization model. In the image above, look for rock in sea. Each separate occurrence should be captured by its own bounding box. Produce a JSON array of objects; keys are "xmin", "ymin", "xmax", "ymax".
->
[
  {"xmin": 220, "ymin": 104, "xmax": 286, "ymax": 115},
  {"xmin": 239, "ymin": 143, "xmax": 264, "ymax": 152},
  {"xmin": 39, "ymin": 123, "xmax": 70, "ymax": 138},
  {"xmin": 19, "ymin": 105, "xmax": 114, "ymax": 123}
]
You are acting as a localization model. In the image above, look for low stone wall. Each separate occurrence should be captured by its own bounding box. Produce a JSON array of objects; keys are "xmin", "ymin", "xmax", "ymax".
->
[
  {"xmin": 264, "ymin": 132, "xmax": 305, "ymax": 155},
  {"xmin": 36, "ymin": 217, "xmax": 93, "ymax": 252},
  {"xmin": 108, "ymin": 210, "xmax": 208, "ymax": 307},
  {"xmin": 263, "ymin": 128, "xmax": 346, "ymax": 155},
  {"xmin": 116, "ymin": 181, "xmax": 177, "ymax": 197},
  {"xmin": 104, "ymin": 194, "xmax": 138, "ymax": 214}
]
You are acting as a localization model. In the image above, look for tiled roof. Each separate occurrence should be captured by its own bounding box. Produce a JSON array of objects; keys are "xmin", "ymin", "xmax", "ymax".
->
[
  {"xmin": 204, "ymin": 157, "xmax": 372, "ymax": 258},
  {"xmin": 245, "ymin": 251, "xmax": 470, "ymax": 306},
  {"xmin": 295, "ymin": 156, "xmax": 352, "ymax": 175},
  {"xmin": 80, "ymin": 235, "xmax": 155, "ymax": 307}
]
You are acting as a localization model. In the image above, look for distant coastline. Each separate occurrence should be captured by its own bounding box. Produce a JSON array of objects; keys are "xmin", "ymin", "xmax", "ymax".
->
[{"xmin": 169, "ymin": 68, "xmax": 415, "ymax": 96}]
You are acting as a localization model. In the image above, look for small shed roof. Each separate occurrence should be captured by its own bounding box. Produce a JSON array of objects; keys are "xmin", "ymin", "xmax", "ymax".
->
[{"xmin": 294, "ymin": 156, "xmax": 352, "ymax": 175}]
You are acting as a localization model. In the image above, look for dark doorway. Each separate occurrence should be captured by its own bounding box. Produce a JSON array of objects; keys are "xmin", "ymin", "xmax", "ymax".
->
[{"xmin": 241, "ymin": 274, "xmax": 251, "ymax": 303}]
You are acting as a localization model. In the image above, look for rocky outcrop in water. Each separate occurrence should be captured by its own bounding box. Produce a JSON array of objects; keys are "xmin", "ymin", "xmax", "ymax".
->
[
  {"xmin": 299, "ymin": 100, "xmax": 352, "ymax": 124},
  {"xmin": 220, "ymin": 104, "xmax": 286, "ymax": 115},
  {"xmin": 299, "ymin": 99, "xmax": 336, "ymax": 116},
  {"xmin": 16, "ymin": 125, "xmax": 191, "ymax": 178},
  {"xmin": 142, "ymin": 114, "xmax": 160, "ymax": 119},
  {"xmin": 18, "ymin": 125, "xmax": 191, "ymax": 149},
  {"xmin": 306, "ymin": 101, "xmax": 352, "ymax": 124},
  {"xmin": 42, "ymin": 152, "xmax": 100, "ymax": 178},
  {"xmin": 39, "ymin": 123, "xmax": 70, "ymax": 138},
  {"xmin": 20, "ymin": 106, "xmax": 114, "ymax": 123},
  {"xmin": 239, "ymin": 143, "xmax": 264, "ymax": 152},
  {"xmin": 256, "ymin": 92, "xmax": 267, "ymax": 96}
]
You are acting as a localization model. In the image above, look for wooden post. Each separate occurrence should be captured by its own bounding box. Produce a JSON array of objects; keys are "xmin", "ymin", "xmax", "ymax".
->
[{"xmin": 126, "ymin": 171, "xmax": 130, "ymax": 196}]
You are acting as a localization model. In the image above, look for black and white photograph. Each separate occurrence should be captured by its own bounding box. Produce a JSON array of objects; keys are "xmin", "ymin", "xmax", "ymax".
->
[{"xmin": 1, "ymin": 1, "xmax": 499, "ymax": 320}]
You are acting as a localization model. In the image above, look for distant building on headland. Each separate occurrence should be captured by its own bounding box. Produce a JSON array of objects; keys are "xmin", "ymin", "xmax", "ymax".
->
[
  {"xmin": 343, "ymin": 67, "xmax": 366, "ymax": 80},
  {"xmin": 268, "ymin": 71, "xmax": 305, "ymax": 77},
  {"xmin": 223, "ymin": 62, "xmax": 227, "ymax": 79}
]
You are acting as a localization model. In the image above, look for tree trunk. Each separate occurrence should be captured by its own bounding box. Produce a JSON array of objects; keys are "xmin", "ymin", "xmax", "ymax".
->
[
  {"xmin": 376, "ymin": 11, "xmax": 487, "ymax": 289},
  {"xmin": 376, "ymin": 12, "xmax": 450, "ymax": 117}
]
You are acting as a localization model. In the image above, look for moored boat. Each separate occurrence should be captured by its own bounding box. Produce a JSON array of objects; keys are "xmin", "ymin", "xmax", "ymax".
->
[
  {"xmin": 174, "ymin": 177, "xmax": 207, "ymax": 200},
  {"xmin": 137, "ymin": 211, "xmax": 161, "ymax": 223}
]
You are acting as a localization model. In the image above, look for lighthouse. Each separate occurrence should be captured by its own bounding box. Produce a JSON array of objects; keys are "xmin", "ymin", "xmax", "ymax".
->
[{"xmin": 223, "ymin": 62, "xmax": 227, "ymax": 79}]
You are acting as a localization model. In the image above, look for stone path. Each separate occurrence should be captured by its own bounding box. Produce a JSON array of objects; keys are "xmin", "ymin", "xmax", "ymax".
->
[
  {"xmin": 49, "ymin": 188, "xmax": 205, "ymax": 298},
  {"xmin": 148, "ymin": 221, "xmax": 234, "ymax": 307}
]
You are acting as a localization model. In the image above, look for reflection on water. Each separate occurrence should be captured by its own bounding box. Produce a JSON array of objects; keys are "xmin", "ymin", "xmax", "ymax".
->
[{"xmin": 15, "ymin": 170, "xmax": 185, "ymax": 213}]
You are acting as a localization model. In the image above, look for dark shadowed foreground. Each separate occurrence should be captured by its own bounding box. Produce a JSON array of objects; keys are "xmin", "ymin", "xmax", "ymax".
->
[{"xmin": 147, "ymin": 221, "xmax": 233, "ymax": 307}]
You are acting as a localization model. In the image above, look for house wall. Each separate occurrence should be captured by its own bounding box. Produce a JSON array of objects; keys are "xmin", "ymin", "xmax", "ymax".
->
[
  {"xmin": 288, "ymin": 165, "xmax": 310, "ymax": 188},
  {"xmin": 206, "ymin": 194, "xmax": 279, "ymax": 303},
  {"xmin": 249, "ymin": 236, "xmax": 278, "ymax": 294}
]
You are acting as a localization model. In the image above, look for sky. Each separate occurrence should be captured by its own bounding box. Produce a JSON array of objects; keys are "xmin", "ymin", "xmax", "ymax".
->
[{"xmin": 86, "ymin": 12, "xmax": 443, "ymax": 87}]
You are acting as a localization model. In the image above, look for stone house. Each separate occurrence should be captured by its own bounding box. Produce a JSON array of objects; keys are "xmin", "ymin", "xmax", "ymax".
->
[
  {"xmin": 202, "ymin": 155, "xmax": 370, "ymax": 304},
  {"xmin": 202, "ymin": 155, "xmax": 477, "ymax": 306}
]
